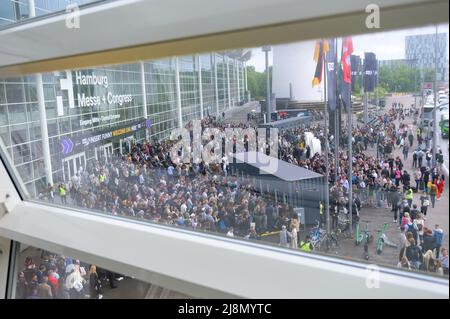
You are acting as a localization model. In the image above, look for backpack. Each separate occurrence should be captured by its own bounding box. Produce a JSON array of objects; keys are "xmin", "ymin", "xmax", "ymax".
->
[{"xmin": 434, "ymin": 231, "xmax": 444, "ymax": 246}]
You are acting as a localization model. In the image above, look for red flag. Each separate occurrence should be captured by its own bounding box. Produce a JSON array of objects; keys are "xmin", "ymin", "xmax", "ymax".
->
[{"xmin": 341, "ymin": 37, "xmax": 353, "ymax": 84}]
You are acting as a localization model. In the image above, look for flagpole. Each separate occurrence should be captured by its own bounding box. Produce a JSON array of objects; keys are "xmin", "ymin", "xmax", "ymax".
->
[
  {"xmin": 347, "ymin": 80, "xmax": 353, "ymax": 237},
  {"xmin": 323, "ymin": 44, "xmax": 331, "ymax": 235},
  {"xmin": 340, "ymin": 37, "xmax": 353, "ymax": 237},
  {"xmin": 334, "ymin": 38, "xmax": 339, "ymax": 187}
]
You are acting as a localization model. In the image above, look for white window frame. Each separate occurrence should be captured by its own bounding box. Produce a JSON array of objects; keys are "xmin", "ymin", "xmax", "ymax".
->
[{"xmin": 0, "ymin": 0, "xmax": 449, "ymax": 299}]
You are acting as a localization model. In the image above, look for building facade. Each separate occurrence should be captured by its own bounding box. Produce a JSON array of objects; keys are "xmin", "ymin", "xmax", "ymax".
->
[
  {"xmin": 378, "ymin": 59, "xmax": 415, "ymax": 68},
  {"xmin": 272, "ymin": 41, "xmax": 325, "ymax": 102},
  {"xmin": 0, "ymin": 55, "xmax": 247, "ymax": 197},
  {"xmin": 0, "ymin": 0, "xmax": 98, "ymax": 27},
  {"xmin": 405, "ymin": 33, "xmax": 449, "ymax": 82}
]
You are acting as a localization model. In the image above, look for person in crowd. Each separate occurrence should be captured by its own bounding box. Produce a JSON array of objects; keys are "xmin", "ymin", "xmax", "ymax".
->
[
  {"xmin": 226, "ymin": 226, "xmax": 234, "ymax": 237},
  {"xmin": 436, "ymin": 175, "xmax": 445, "ymax": 201},
  {"xmin": 415, "ymin": 213, "xmax": 425, "ymax": 245},
  {"xmin": 422, "ymin": 228, "xmax": 436, "ymax": 254},
  {"xmin": 422, "ymin": 250, "xmax": 437, "ymax": 272},
  {"xmin": 16, "ymin": 271, "xmax": 28, "ymax": 299},
  {"xmin": 439, "ymin": 248, "xmax": 449, "ymax": 275},
  {"xmin": 429, "ymin": 181, "xmax": 437, "ymax": 208},
  {"xmin": 279, "ymin": 225, "xmax": 290, "ymax": 248},
  {"xmin": 299, "ymin": 235, "xmax": 312, "ymax": 252},
  {"xmin": 405, "ymin": 238, "xmax": 423, "ymax": 270},
  {"xmin": 433, "ymin": 225, "xmax": 444, "ymax": 258},
  {"xmin": 37, "ymin": 275, "xmax": 53, "ymax": 299},
  {"xmin": 404, "ymin": 187, "xmax": 413, "ymax": 208},
  {"xmin": 57, "ymin": 278, "xmax": 71, "ymax": 299},
  {"xmin": 89, "ymin": 265, "xmax": 102, "ymax": 299},
  {"xmin": 397, "ymin": 256, "xmax": 411, "ymax": 270},
  {"xmin": 420, "ymin": 192, "xmax": 430, "ymax": 216}
]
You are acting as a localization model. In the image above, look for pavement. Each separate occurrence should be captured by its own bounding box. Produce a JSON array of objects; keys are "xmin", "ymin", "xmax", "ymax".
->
[
  {"xmin": 237, "ymin": 94, "xmax": 449, "ymax": 271},
  {"xmin": 336, "ymin": 95, "xmax": 448, "ymax": 268}
]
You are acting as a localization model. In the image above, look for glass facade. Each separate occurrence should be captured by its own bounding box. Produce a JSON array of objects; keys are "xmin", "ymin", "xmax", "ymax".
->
[
  {"xmin": 0, "ymin": 0, "xmax": 101, "ymax": 27},
  {"xmin": 200, "ymin": 54, "xmax": 216, "ymax": 117},
  {"xmin": 0, "ymin": 53, "xmax": 247, "ymax": 197},
  {"xmin": 215, "ymin": 54, "xmax": 229, "ymax": 112},
  {"xmin": 179, "ymin": 56, "xmax": 201, "ymax": 125},
  {"xmin": 143, "ymin": 59, "xmax": 178, "ymax": 141}
]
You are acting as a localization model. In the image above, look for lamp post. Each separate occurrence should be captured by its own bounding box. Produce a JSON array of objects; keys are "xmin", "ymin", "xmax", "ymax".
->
[
  {"xmin": 432, "ymin": 25, "xmax": 438, "ymax": 165},
  {"xmin": 262, "ymin": 46, "xmax": 272, "ymax": 123}
]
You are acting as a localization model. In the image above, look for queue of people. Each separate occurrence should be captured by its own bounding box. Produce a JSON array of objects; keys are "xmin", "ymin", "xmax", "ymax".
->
[
  {"xmin": 35, "ymin": 103, "xmax": 447, "ymax": 277},
  {"xmin": 15, "ymin": 252, "xmax": 120, "ymax": 299}
]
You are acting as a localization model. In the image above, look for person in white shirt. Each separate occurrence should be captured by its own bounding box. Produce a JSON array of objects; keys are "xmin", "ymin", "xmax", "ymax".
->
[{"xmin": 226, "ymin": 227, "xmax": 234, "ymax": 237}]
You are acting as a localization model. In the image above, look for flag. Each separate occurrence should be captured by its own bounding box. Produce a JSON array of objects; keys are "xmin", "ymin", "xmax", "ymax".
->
[
  {"xmin": 341, "ymin": 37, "xmax": 353, "ymax": 111},
  {"xmin": 350, "ymin": 55, "xmax": 362, "ymax": 92},
  {"xmin": 326, "ymin": 38, "xmax": 337, "ymax": 111},
  {"xmin": 312, "ymin": 40, "xmax": 330, "ymax": 87},
  {"xmin": 363, "ymin": 52, "xmax": 377, "ymax": 92}
]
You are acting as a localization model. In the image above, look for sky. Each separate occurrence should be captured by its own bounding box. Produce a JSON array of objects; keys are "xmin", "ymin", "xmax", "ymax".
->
[{"xmin": 247, "ymin": 24, "xmax": 449, "ymax": 72}]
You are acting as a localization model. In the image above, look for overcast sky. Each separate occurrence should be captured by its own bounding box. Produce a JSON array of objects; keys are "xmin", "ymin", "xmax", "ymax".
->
[{"xmin": 247, "ymin": 24, "xmax": 449, "ymax": 72}]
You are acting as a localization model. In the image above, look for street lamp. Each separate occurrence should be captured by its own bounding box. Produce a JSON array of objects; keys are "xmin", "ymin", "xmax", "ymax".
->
[{"xmin": 262, "ymin": 46, "xmax": 271, "ymax": 123}]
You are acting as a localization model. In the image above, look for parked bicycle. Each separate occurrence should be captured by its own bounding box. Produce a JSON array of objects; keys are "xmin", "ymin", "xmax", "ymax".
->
[
  {"xmin": 317, "ymin": 231, "xmax": 340, "ymax": 253},
  {"xmin": 309, "ymin": 220, "xmax": 326, "ymax": 250}
]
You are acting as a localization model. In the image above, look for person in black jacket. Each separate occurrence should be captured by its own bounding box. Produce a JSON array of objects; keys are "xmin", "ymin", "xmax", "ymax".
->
[
  {"xmin": 405, "ymin": 238, "xmax": 423, "ymax": 270},
  {"xmin": 421, "ymin": 228, "xmax": 436, "ymax": 254},
  {"xmin": 89, "ymin": 265, "xmax": 102, "ymax": 299}
]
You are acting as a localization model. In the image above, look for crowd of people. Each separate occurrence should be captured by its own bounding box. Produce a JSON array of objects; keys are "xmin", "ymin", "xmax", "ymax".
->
[
  {"xmin": 16, "ymin": 252, "xmax": 120, "ymax": 299},
  {"xmin": 36, "ymin": 100, "xmax": 448, "ymax": 277}
]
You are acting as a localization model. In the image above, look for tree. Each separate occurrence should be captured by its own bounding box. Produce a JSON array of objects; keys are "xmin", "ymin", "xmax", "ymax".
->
[
  {"xmin": 378, "ymin": 63, "xmax": 434, "ymax": 93},
  {"xmin": 246, "ymin": 65, "xmax": 272, "ymax": 100}
]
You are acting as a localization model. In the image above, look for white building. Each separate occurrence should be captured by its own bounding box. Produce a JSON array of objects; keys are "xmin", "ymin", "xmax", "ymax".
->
[{"xmin": 272, "ymin": 41, "xmax": 325, "ymax": 102}]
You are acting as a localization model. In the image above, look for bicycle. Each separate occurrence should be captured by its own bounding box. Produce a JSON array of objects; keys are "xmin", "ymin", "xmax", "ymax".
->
[
  {"xmin": 376, "ymin": 223, "xmax": 389, "ymax": 254},
  {"xmin": 317, "ymin": 231, "xmax": 340, "ymax": 253},
  {"xmin": 309, "ymin": 220, "xmax": 326, "ymax": 250}
]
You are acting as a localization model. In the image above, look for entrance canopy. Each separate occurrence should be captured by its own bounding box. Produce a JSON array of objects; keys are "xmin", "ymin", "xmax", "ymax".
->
[
  {"xmin": 231, "ymin": 152, "xmax": 324, "ymax": 225},
  {"xmin": 232, "ymin": 151, "xmax": 322, "ymax": 182}
]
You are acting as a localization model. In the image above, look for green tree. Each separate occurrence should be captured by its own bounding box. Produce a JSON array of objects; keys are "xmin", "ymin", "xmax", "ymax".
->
[
  {"xmin": 379, "ymin": 63, "xmax": 434, "ymax": 93},
  {"xmin": 246, "ymin": 65, "xmax": 272, "ymax": 100}
]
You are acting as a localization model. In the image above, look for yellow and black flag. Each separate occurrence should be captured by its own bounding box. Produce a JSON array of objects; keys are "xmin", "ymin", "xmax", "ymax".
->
[{"xmin": 312, "ymin": 40, "xmax": 329, "ymax": 87}]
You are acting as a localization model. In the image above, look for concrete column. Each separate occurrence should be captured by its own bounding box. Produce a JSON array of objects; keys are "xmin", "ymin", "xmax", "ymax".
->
[
  {"xmin": 236, "ymin": 60, "xmax": 241, "ymax": 104},
  {"xmin": 140, "ymin": 61, "xmax": 149, "ymax": 141},
  {"xmin": 28, "ymin": 0, "xmax": 53, "ymax": 186},
  {"xmin": 244, "ymin": 62, "xmax": 248, "ymax": 91},
  {"xmin": 226, "ymin": 56, "xmax": 231, "ymax": 109},
  {"xmin": 197, "ymin": 55, "xmax": 204, "ymax": 119},
  {"xmin": 213, "ymin": 53, "xmax": 219, "ymax": 115},
  {"xmin": 175, "ymin": 57, "xmax": 183, "ymax": 128},
  {"xmin": 36, "ymin": 74, "xmax": 53, "ymax": 186},
  {"xmin": 28, "ymin": 0, "xmax": 36, "ymax": 17}
]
